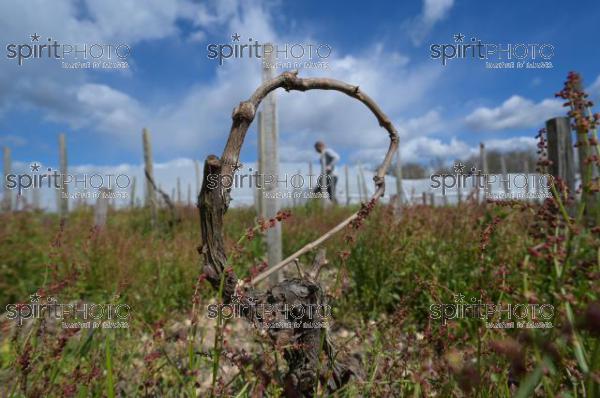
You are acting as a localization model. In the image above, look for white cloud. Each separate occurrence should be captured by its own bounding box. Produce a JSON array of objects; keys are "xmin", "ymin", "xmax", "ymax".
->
[
  {"xmin": 407, "ymin": 0, "xmax": 454, "ymax": 46},
  {"xmin": 588, "ymin": 74, "xmax": 600, "ymax": 98},
  {"xmin": 188, "ymin": 30, "xmax": 207, "ymax": 43},
  {"xmin": 465, "ymin": 95, "xmax": 563, "ymax": 131},
  {"xmin": 351, "ymin": 136, "xmax": 470, "ymax": 165},
  {"xmin": 0, "ymin": 0, "xmax": 447, "ymax": 164},
  {"xmin": 397, "ymin": 110, "xmax": 443, "ymax": 138}
]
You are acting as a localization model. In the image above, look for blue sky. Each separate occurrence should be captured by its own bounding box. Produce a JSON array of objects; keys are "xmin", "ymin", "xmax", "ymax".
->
[{"xmin": 1, "ymin": 0, "xmax": 599, "ymax": 170}]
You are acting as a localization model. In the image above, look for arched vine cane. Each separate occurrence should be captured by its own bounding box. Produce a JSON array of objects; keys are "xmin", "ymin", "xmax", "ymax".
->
[{"xmin": 197, "ymin": 70, "xmax": 399, "ymax": 396}]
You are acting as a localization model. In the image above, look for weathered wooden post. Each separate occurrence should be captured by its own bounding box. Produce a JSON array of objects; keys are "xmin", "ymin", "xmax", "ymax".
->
[
  {"xmin": 94, "ymin": 188, "xmax": 110, "ymax": 227},
  {"xmin": 479, "ymin": 143, "xmax": 489, "ymax": 201},
  {"xmin": 2, "ymin": 146, "xmax": 12, "ymax": 212},
  {"xmin": 394, "ymin": 146, "xmax": 404, "ymax": 210},
  {"xmin": 546, "ymin": 117, "xmax": 577, "ymax": 215},
  {"xmin": 308, "ymin": 161, "xmax": 313, "ymax": 199},
  {"xmin": 344, "ymin": 164, "xmax": 350, "ymax": 206},
  {"xmin": 456, "ymin": 160, "xmax": 462, "ymax": 206},
  {"xmin": 255, "ymin": 112, "xmax": 265, "ymax": 217},
  {"xmin": 545, "ymin": 117, "xmax": 576, "ymax": 193},
  {"xmin": 129, "ymin": 176, "xmax": 136, "ymax": 208},
  {"xmin": 32, "ymin": 182, "xmax": 40, "ymax": 210},
  {"xmin": 292, "ymin": 169, "xmax": 300, "ymax": 207},
  {"xmin": 358, "ymin": 163, "xmax": 368, "ymax": 200},
  {"xmin": 58, "ymin": 133, "xmax": 69, "ymax": 217},
  {"xmin": 457, "ymin": 175, "xmax": 462, "ymax": 205},
  {"xmin": 142, "ymin": 128, "xmax": 157, "ymax": 226},
  {"xmin": 187, "ymin": 183, "xmax": 191, "ymax": 207},
  {"xmin": 523, "ymin": 160, "xmax": 530, "ymax": 202},
  {"xmin": 260, "ymin": 44, "xmax": 282, "ymax": 282},
  {"xmin": 500, "ymin": 154, "xmax": 510, "ymax": 196}
]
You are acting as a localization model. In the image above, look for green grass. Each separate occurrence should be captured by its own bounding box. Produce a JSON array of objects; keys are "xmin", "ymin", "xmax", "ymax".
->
[{"xmin": 0, "ymin": 199, "xmax": 598, "ymax": 397}]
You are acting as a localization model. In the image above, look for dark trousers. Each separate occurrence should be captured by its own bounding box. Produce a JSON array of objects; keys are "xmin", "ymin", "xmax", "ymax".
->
[{"xmin": 314, "ymin": 173, "xmax": 338, "ymax": 203}]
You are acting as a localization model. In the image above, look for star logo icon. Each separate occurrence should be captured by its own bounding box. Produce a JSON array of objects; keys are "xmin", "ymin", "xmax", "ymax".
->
[
  {"xmin": 30, "ymin": 292, "xmax": 41, "ymax": 303},
  {"xmin": 453, "ymin": 33, "xmax": 465, "ymax": 43},
  {"xmin": 31, "ymin": 33, "xmax": 40, "ymax": 42},
  {"xmin": 30, "ymin": 162, "xmax": 40, "ymax": 172},
  {"xmin": 453, "ymin": 293, "xmax": 465, "ymax": 303},
  {"xmin": 232, "ymin": 162, "xmax": 243, "ymax": 172},
  {"xmin": 453, "ymin": 162, "xmax": 465, "ymax": 174},
  {"xmin": 231, "ymin": 33, "xmax": 241, "ymax": 42}
]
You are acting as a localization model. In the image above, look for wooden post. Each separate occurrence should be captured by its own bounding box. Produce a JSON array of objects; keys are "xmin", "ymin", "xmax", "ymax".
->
[
  {"xmin": 500, "ymin": 155, "xmax": 510, "ymax": 196},
  {"xmin": 457, "ymin": 173, "xmax": 462, "ymax": 205},
  {"xmin": 256, "ymin": 112, "xmax": 265, "ymax": 217},
  {"xmin": 394, "ymin": 146, "xmax": 404, "ymax": 209},
  {"xmin": 187, "ymin": 183, "xmax": 191, "ymax": 206},
  {"xmin": 523, "ymin": 160, "xmax": 530, "ymax": 202},
  {"xmin": 58, "ymin": 133, "xmax": 68, "ymax": 216},
  {"xmin": 344, "ymin": 164, "xmax": 350, "ymax": 206},
  {"xmin": 479, "ymin": 143, "xmax": 489, "ymax": 201},
  {"xmin": 546, "ymin": 117, "xmax": 576, "ymax": 193},
  {"xmin": 358, "ymin": 163, "xmax": 369, "ymax": 200},
  {"xmin": 32, "ymin": 181, "xmax": 40, "ymax": 210},
  {"xmin": 94, "ymin": 188, "xmax": 110, "ymax": 227},
  {"xmin": 546, "ymin": 117, "xmax": 577, "ymax": 215},
  {"xmin": 142, "ymin": 128, "xmax": 157, "ymax": 226},
  {"xmin": 422, "ymin": 192, "xmax": 427, "ymax": 205},
  {"xmin": 176, "ymin": 177, "xmax": 181, "ymax": 204},
  {"xmin": 261, "ymin": 44, "xmax": 282, "ymax": 282},
  {"xmin": 308, "ymin": 161, "xmax": 313, "ymax": 198},
  {"xmin": 129, "ymin": 176, "xmax": 136, "ymax": 208},
  {"xmin": 2, "ymin": 146, "xmax": 12, "ymax": 212},
  {"xmin": 292, "ymin": 169, "xmax": 300, "ymax": 207}
]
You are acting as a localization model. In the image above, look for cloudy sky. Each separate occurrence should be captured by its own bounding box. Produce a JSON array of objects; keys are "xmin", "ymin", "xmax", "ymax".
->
[{"xmin": 1, "ymin": 0, "xmax": 600, "ymax": 170}]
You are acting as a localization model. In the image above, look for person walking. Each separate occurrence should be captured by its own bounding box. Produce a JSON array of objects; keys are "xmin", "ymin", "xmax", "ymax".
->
[{"xmin": 313, "ymin": 141, "xmax": 340, "ymax": 203}]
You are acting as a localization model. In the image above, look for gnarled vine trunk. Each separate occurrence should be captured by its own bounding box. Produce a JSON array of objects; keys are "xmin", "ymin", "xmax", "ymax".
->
[{"xmin": 197, "ymin": 70, "xmax": 399, "ymax": 396}]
